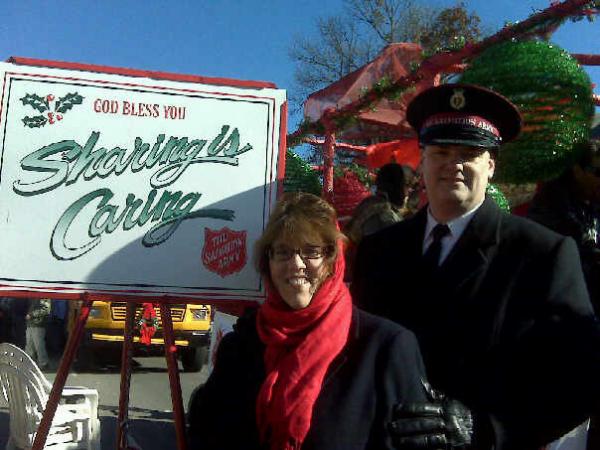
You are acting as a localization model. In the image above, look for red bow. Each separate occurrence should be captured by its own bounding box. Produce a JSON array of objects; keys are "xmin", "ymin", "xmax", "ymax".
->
[{"xmin": 139, "ymin": 302, "xmax": 158, "ymax": 345}]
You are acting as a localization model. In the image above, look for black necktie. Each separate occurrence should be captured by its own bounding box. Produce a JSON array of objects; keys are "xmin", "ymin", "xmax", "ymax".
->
[{"xmin": 423, "ymin": 224, "xmax": 450, "ymax": 270}]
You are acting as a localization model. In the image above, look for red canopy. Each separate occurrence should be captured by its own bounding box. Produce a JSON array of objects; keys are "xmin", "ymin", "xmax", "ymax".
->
[
  {"xmin": 304, "ymin": 43, "xmax": 439, "ymax": 141},
  {"xmin": 364, "ymin": 139, "xmax": 421, "ymax": 170}
]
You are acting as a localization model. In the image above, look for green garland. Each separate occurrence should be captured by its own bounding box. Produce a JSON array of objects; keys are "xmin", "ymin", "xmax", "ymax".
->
[
  {"xmin": 486, "ymin": 183, "xmax": 510, "ymax": 212},
  {"xmin": 287, "ymin": 2, "xmax": 598, "ymax": 149},
  {"xmin": 283, "ymin": 150, "xmax": 322, "ymax": 195},
  {"xmin": 460, "ymin": 40, "xmax": 593, "ymax": 183}
]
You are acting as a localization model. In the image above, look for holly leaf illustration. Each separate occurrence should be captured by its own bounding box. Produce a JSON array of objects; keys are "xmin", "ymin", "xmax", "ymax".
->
[
  {"xmin": 55, "ymin": 93, "xmax": 83, "ymax": 113},
  {"xmin": 22, "ymin": 115, "xmax": 48, "ymax": 128},
  {"xmin": 20, "ymin": 94, "xmax": 49, "ymax": 113}
]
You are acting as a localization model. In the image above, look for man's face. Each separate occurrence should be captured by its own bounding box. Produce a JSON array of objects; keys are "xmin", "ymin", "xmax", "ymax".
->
[{"xmin": 421, "ymin": 144, "xmax": 495, "ymax": 220}]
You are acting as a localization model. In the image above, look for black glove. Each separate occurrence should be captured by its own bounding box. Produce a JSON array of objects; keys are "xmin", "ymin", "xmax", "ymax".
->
[{"xmin": 389, "ymin": 380, "xmax": 473, "ymax": 449}]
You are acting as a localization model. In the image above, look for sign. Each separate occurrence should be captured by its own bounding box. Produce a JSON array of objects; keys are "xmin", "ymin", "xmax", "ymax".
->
[{"xmin": 0, "ymin": 59, "xmax": 286, "ymax": 303}]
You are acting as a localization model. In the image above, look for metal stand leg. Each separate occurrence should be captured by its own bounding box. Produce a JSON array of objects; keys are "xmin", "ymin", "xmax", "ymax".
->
[
  {"xmin": 160, "ymin": 302, "xmax": 188, "ymax": 450},
  {"xmin": 117, "ymin": 301, "xmax": 136, "ymax": 450}
]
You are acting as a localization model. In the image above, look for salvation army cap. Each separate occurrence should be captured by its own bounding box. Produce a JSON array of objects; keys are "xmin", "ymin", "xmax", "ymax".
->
[{"xmin": 406, "ymin": 83, "xmax": 522, "ymax": 148}]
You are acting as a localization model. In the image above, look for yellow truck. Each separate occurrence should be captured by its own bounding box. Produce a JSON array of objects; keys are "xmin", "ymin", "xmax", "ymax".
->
[{"xmin": 79, "ymin": 301, "xmax": 211, "ymax": 371}]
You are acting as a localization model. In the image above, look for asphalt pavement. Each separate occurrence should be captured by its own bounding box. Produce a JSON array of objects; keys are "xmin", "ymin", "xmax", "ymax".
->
[{"xmin": 0, "ymin": 356, "xmax": 209, "ymax": 450}]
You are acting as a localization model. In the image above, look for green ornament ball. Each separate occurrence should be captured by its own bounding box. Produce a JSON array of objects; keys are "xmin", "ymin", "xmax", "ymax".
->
[
  {"xmin": 283, "ymin": 150, "xmax": 322, "ymax": 196},
  {"xmin": 460, "ymin": 40, "xmax": 594, "ymax": 183},
  {"xmin": 486, "ymin": 183, "xmax": 510, "ymax": 212}
]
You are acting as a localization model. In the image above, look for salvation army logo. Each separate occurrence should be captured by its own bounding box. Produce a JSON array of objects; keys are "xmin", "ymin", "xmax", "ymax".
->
[
  {"xmin": 450, "ymin": 88, "xmax": 466, "ymax": 110},
  {"xmin": 20, "ymin": 92, "xmax": 84, "ymax": 128},
  {"xmin": 202, "ymin": 227, "xmax": 247, "ymax": 277}
]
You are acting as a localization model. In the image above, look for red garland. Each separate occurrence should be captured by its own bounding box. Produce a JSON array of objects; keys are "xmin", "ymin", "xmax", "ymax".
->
[
  {"xmin": 287, "ymin": 0, "xmax": 596, "ymax": 142},
  {"xmin": 333, "ymin": 170, "xmax": 371, "ymax": 219},
  {"xmin": 139, "ymin": 302, "xmax": 158, "ymax": 345}
]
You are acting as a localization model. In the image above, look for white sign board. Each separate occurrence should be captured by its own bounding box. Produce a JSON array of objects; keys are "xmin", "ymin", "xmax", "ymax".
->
[{"xmin": 0, "ymin": 59, "xmax": 286, "ymax": 303}]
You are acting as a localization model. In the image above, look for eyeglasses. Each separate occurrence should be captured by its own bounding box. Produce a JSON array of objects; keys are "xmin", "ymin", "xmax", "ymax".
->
[{"xmin": 268, "ymin": 245, "xmax": 329, "ymax": 262}]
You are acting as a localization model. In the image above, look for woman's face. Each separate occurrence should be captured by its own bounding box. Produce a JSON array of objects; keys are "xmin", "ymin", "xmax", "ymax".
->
[{"xmin": 268, "ymin": 237, "xmax": 329, "ymax": 310}]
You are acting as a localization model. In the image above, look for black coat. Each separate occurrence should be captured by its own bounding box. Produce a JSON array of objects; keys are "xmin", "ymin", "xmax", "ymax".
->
[
  {"xmin": 352, "ymin": 197, "xmax": 600, "ymax": 449},
  {"xmin": 187, "ymin": 307, "xmax": 427, "ymax": 450},
  {"xmin": 527, "ymin": 171, "xmax": 600, "ymax": 312}
]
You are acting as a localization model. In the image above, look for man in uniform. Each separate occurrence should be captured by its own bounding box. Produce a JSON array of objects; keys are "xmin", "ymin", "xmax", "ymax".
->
[{"xmin": 352, "ymin": 83, "xmax": 600, "ymax": 449}]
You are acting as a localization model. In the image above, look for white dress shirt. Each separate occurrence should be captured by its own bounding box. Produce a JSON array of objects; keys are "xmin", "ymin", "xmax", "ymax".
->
[{"xmin": 422, "ymin": 201, "xmax": 484, "ymax": 265}]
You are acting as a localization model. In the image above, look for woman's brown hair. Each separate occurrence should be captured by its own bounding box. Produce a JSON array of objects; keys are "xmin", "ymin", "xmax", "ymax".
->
[{"xmin": 254, "ymin": 192, "xmax": 345, "ymax": 278}]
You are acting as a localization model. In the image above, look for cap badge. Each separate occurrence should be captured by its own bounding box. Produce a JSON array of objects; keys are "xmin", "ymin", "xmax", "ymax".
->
[{"xmin": 450, "ymin": 89, "xmax": 466, "ymax": 110}]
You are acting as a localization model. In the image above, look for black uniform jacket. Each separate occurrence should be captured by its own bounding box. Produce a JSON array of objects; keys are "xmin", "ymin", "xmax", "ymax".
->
[
  {"xmin": 352, "ymin": 197, "xmax": 600, "ymax": 449},
  {"xmin": 187, "ymin": 307, "xmax": 427, "ymax": 450}
]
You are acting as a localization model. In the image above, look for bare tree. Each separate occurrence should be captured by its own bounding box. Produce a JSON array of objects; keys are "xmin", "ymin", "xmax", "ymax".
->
[
  {"xmin": 289, "ymin": 0, "xmax": 483, "ymax": 111},
  {"xmin": 289, "ymin": 0, "xmax": 483, "ymax": 174},
  {"xmin": 346, "ymin": 0, "xmax": 434, "ymax": 44},
  {"xmin": 288, "ymin": 15, "xmax": 378, "ymax": 111}
]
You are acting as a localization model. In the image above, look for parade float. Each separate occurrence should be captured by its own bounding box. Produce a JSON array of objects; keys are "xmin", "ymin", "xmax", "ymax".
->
[{"xmin": 286, "ymin": 0, "xmax": 600, "ymax": 217}]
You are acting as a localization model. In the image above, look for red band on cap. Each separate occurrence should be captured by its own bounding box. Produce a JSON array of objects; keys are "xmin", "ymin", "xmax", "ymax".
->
[{"xmin": 423, "ymin": 113, "xmax": 500, "ymax": 137}]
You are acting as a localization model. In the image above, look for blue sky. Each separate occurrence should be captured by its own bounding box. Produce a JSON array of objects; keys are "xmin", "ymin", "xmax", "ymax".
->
[{"xmin": 2, "ymin": 1, "xmax": 599, "ymax": 131}]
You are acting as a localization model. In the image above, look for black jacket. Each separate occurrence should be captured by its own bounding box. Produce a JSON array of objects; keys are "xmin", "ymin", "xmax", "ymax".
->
[
  {"xmin": 188, "ymin": 307, "xmax": 427, "ymax": 450},
  {"xmin": 528, "ymin": 172, "xmax": 600, "ymax": 312},
  {"xmin": 352, "ymin": 197, "xmax": 600, "ymax": 449}
]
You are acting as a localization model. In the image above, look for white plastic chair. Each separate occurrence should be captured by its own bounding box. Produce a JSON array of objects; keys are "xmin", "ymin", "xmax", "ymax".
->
[
  {"xmin": 546, "ymin": 419, "xmax": 589, "ymax": 450},
  {"xmin": 0, "ymin": 343, "xmax": 100, "ymax": 450}
]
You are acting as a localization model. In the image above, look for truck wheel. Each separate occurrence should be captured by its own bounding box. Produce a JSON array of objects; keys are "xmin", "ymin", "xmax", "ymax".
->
[
  {"xmin": 74, "ymin": 333, "xmax": 96, "ymax": 371},
  {"xmin": 181, "ymin": 346, "xmax": 208, "ymax": 372}
]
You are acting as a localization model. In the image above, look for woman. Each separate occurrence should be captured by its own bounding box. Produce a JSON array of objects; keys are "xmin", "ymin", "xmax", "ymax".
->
[{"xmin": 188, "ymin": 193, "xmax": 428, "ymax": 450}]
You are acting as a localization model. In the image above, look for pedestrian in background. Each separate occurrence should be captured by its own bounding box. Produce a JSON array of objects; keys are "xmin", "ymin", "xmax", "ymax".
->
[
  {"xmin": 10, "ymin": 298, "xmax": 29, "ymax": 349},
  {"xmin": 0, "ymin": 297, "xmax": 12, "ymax": 343},
  {"xmin": 46, "ymin": 299, "xmax": 68, "ymax": 360},
  {"xmin": 345, "ymin": 163, "xmax": 414, "ymax": 244},
  {"xmin": 344, "ymin": 163, "xmax": 415, "ymax": 279},
  {"xmin": 25, "ymin": 298, "xmax": 50, "ymax": 370},
  {"xmin": 528, "ymin": 141, "xmax": 600, "ymax": 449},
  {"xmin": 528, "ymin": 141, "xmax": 600, "ymax": 312}
]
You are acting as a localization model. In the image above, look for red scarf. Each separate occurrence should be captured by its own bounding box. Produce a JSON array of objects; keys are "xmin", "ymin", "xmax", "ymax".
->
[{"xmin": 256, "ymin": 243, "xmax": 352, "ymax": 450}]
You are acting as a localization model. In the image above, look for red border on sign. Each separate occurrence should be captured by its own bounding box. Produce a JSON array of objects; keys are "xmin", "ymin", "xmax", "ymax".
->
[
  {"xmin": 8, "ymin": 56, "xmax": 277, "ymax": 90},
  {"xmin": 277, "ymin": 102, "xmax": 288, "ymax": 200}
]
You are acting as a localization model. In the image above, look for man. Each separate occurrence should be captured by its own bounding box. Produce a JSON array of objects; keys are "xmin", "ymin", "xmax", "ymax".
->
[
  {"xmin": 46, "ymin": 299, "xmax": 68, "ymax": 359},
  {"xmin": 528, "ymin": 142, "xmax": 600, "ymax": 312},
  {"xmin": 0, "ymin": 297, "xmax": 12, "ymax": 343},
  {"xmin": 346, "ymin": 162, "xmax": 415, "ymax": 245},
  {"xmin": 345, "ymin": 163, "xmax": 414, "ymax": 280},
  {"xmin": 527, "ymin": 142, "xmax": 600, "ymax": 448},
  {"xmin": 10, "ymin": 297, "xmax": 29, "ymax": 348},
  {"xmin": 352, "ymin": 84, "xmax": 600, "ymax": 449},
  {"xmin": 25, "ymin": 298, "xmax": 50, "ymax": 370}
]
